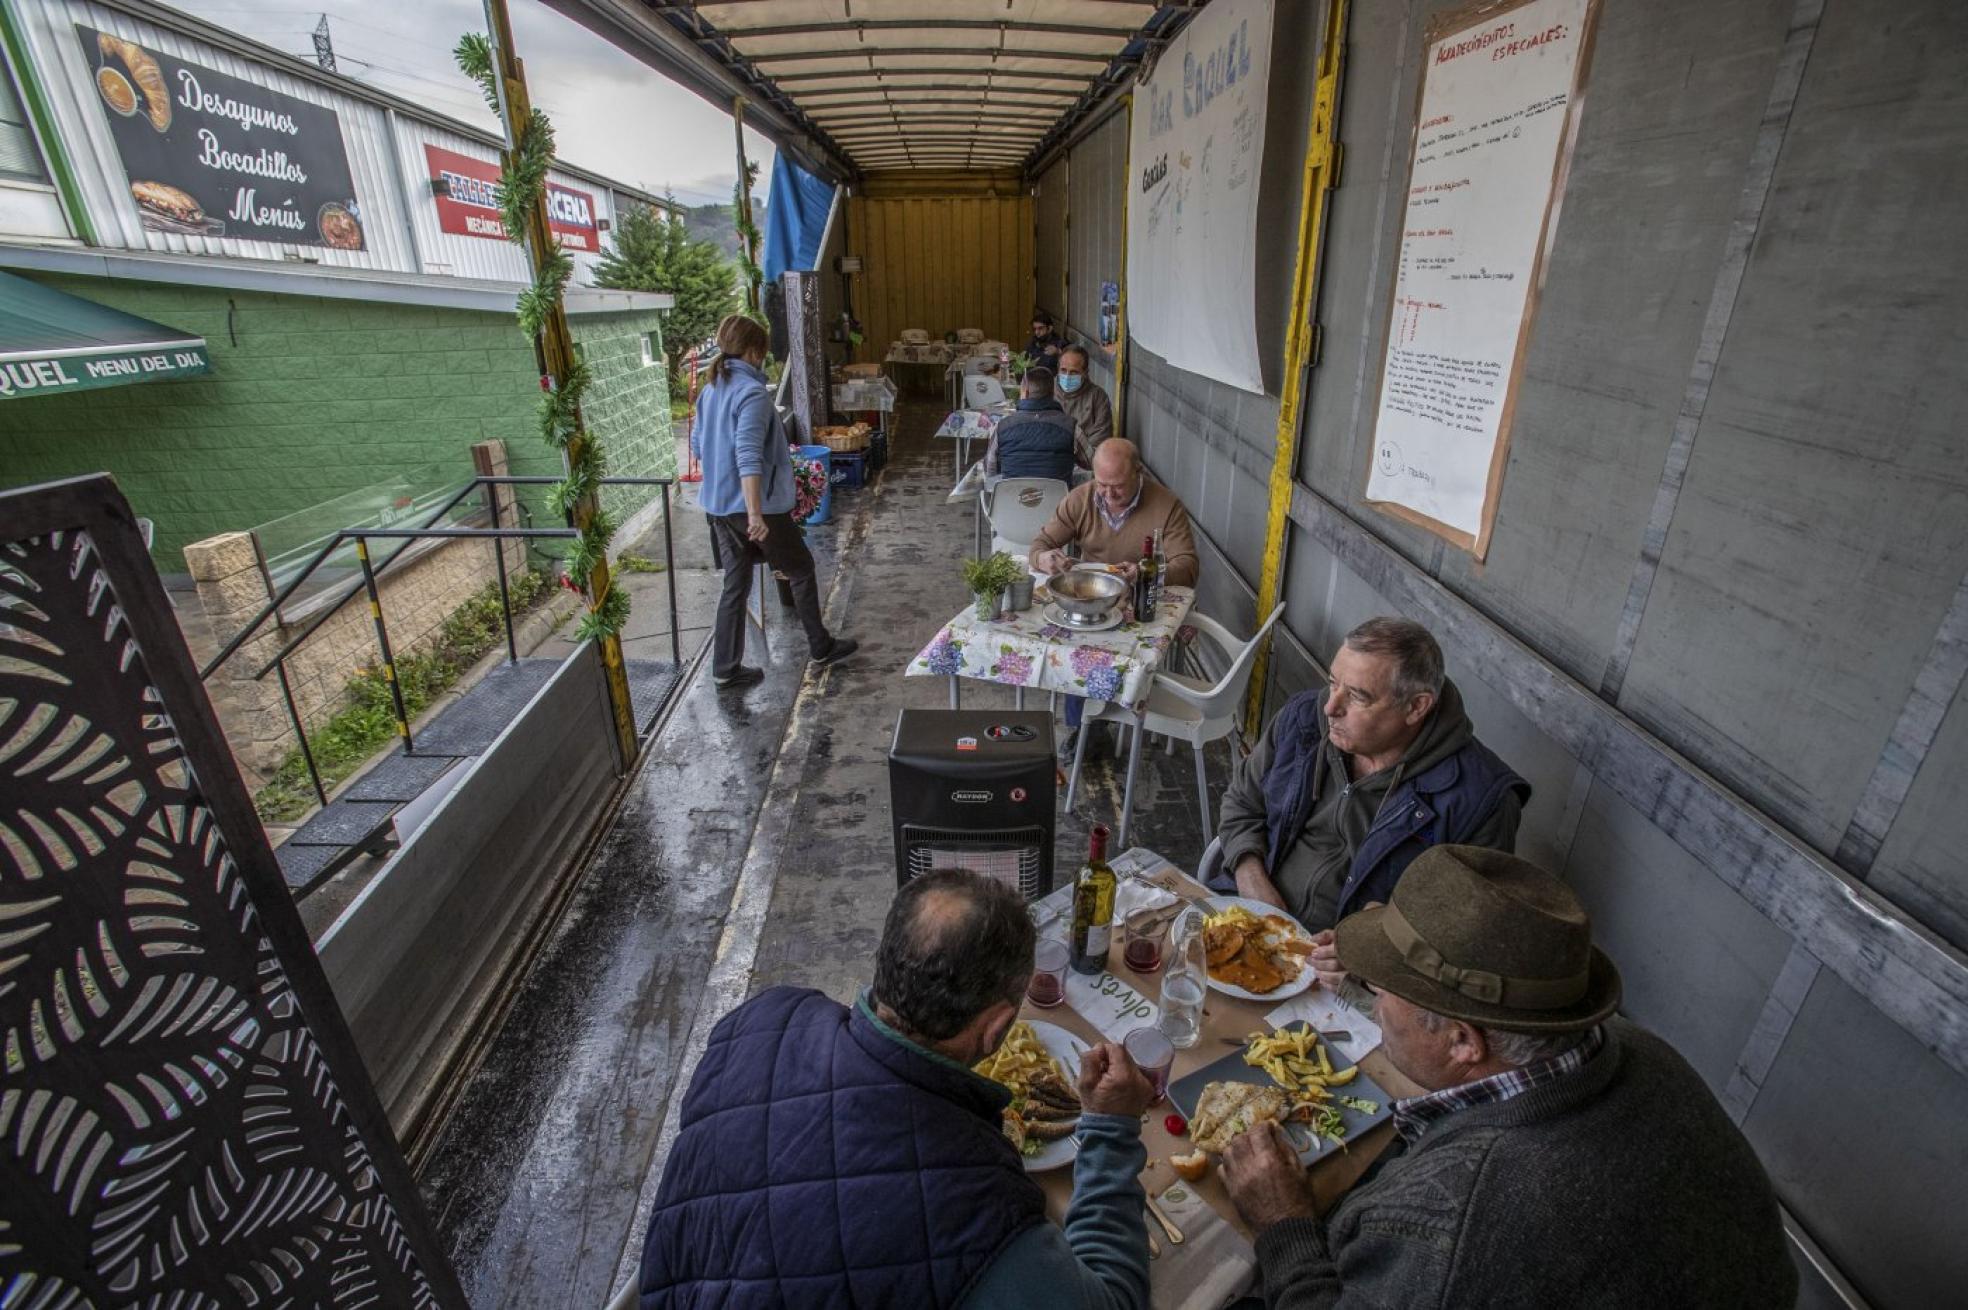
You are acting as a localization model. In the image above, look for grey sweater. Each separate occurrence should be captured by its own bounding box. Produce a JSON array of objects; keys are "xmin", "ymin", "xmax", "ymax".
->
[{"xmin": 1254, "ymin": 1021, "xmax": 1798, "ymax": 1309}]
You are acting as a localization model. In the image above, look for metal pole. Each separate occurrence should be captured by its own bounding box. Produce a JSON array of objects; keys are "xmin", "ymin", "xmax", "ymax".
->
[
  {"xmin": 486, "ymin": 479, "xmax": 517, "ymax": 663},
  {"xmin": 276, "ymin": 659, "xmax": 329, "ymax": 807},
  {"xmin": 355, "ymin": 536, "xmax": 413, "ymax": 754},
  {"xmin": 662, "ymin": 485, "xmax": 681, "ymax": 668}
]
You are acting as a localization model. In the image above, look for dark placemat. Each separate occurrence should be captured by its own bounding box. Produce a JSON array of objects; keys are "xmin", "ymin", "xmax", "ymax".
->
[{"xmin": 1168, "ymin": 1024, "xmax": 1393, "ymax": 1165}]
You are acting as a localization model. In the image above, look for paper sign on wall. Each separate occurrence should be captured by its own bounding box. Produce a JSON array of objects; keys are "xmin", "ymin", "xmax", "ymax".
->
[
  {"xmin": 1124, "ymin": 0, "xmax": 1274, "ymax": 395},
  {"xmin": 1363, "ymin": 0, "xmax": 1598, "ymax": 557}
]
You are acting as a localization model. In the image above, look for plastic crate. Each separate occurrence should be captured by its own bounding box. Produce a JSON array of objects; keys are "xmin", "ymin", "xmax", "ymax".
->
[{"xmin": 830, "ymin": 449, "xmax": 868, "ymax": 490}]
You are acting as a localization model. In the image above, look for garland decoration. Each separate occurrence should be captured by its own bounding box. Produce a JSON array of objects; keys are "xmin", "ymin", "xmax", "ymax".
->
[
  {"xmin": 734, "ymin": 160, "xmax": 763, "ymax": 311},
  {"xmin": 456, "ymin": 31, "xmax": 626, "ymax": 640}
]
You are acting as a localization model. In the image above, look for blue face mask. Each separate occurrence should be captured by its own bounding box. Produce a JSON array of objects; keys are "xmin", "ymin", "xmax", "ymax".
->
[{"xmin": 1058, "ymin": 372, "xmax": 1084, "ymax": 394}]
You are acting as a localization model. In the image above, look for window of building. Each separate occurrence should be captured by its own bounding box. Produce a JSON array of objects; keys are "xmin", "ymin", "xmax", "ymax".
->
[
  {"xmin": 0, "ymin": 60, "xmax": 48, "ymax": 182},
  {"xmin": 640, "ymin": 332, "xmax": 657, "ymax": 368}
]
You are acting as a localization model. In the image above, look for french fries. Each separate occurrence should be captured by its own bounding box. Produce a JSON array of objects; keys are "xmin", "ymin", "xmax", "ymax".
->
[
  {"xmin": 1242, "ymin": 1027, "xmax": 1360, "ymax": 1098},
  {"xmin": 975, "ymin": 1021, "xmax": 1064, "ymax": 1097}
]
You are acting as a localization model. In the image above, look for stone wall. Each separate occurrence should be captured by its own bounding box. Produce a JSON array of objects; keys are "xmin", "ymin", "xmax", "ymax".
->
[{"xmin": 185, "ymin": 441, "xmax": 522, "ymax": 786}]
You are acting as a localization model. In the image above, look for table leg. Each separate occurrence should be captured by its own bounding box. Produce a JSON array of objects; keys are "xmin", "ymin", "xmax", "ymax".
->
[
  {"xmin": 1015, "ymin": 686, "xmax": 1025, "ymax": 711},
  {"xmin": 1066, "ymin": 712, "xmax": 1092, "ymax": 811},
  {"xmin": 949, "ymin": 676, "xmax": 961, "ymax": 710},
  {"xmin": 1118, "ymin": 707, "xmax": 1145, "ymax": 849}
]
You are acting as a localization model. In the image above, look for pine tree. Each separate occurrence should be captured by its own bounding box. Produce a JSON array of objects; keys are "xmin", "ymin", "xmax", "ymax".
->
[{"xmin": 593, "ymin": 198, "xmax": 739, "ymax": 393}]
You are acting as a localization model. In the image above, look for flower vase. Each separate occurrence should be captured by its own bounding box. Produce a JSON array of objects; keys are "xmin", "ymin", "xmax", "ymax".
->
[{"xmin": 973, "ymin": 591, "xmax": 1001, "ymax": 621}]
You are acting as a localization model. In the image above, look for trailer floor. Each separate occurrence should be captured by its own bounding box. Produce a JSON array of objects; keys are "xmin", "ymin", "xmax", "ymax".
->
[{"xmin": 418, "ymin": 400, "xmax": 1226, "ymax": 1307}]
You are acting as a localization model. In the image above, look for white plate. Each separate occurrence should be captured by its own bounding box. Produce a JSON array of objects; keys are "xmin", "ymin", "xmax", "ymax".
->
[
  {"xmin": 1012, "ymin": 1020, "xmax": 1087, "ymax": 1172},
  {"xmin": 1201, "ymin": 895, "xmax": 1317, "ymax": 1002}
]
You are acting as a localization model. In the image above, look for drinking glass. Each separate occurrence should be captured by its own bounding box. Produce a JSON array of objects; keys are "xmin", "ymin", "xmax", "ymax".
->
[
  {"xmin": 1124, "ymin": 1026, "xmax": 1176, "ymax": 1103},
  {"xmin": 1158, "ymin": 968, "xmax": 1206, "ymax": 1050},
  {"xmin": 1122, "ymin": 906, "xmax": 1169, "ymax": 973},
  {"xmin": 1027, "ymin": 937, "xmax": 1070, "ymax": 1008}
]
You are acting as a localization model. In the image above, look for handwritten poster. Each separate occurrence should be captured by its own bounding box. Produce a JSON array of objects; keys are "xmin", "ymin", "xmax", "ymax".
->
[
  {"xmin": 1125, "ymin": 0, "xmax": 1274, "ymax": 394},
  {"xmin": 1363, "ymin": 0, "xmax": 1597, "ymax": 556}
]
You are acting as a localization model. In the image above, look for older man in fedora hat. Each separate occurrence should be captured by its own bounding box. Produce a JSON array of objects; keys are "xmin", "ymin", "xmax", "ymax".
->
[{"xmin": 1219, "ymin": 846, "xmax": 1797, "ymax": 1309}]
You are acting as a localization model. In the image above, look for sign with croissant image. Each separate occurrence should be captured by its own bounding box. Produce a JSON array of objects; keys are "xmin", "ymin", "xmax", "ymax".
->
[{"xmin": 77, "ymin": 25, "xmax": 365, "ymax": 250}]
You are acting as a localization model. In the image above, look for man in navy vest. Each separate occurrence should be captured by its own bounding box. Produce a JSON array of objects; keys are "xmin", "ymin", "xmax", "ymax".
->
[
  {"xmin": 639, "ymin": 869, "xmax": 1157, "ymax": 1309},
  {"xmin": 1213, "ymin": 616, "xmax": 1530, "ymax": 997},
  {"xmin": 981, "ymin": 366, "xmax": 1082, "ymax": 484}
]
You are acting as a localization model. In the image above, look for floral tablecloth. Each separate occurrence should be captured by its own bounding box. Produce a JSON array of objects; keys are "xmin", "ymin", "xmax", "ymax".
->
[
  {"xmin": 906, "ymin": 585, "xmax": 1196, "ymax": 711},
  {"xmin": 933, "ymin": 408, "xmax": 1007, "ymax": 442}
]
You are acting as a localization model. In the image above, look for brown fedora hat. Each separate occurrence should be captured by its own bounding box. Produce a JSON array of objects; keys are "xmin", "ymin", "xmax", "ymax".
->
[{"xmin": 1333, "ymin": 845, "xmax": 1620, "ymax": 1033}]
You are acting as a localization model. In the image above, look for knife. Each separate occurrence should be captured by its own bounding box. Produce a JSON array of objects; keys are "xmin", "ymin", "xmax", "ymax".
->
[{"xmin": 1144, "ymin": 1192, "xmax": 1185, "ymax": 1245}]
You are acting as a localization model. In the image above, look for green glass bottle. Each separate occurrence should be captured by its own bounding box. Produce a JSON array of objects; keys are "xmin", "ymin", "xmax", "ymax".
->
[{"xmin": 1069, "ymin": 824, "xmax": 1116, "ymax": 975}]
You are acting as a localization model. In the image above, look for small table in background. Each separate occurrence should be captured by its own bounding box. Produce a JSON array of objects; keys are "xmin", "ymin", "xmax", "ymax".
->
[{"xmin": 905, "ymin": 567, "xmax": 1196, "ymax": 847}]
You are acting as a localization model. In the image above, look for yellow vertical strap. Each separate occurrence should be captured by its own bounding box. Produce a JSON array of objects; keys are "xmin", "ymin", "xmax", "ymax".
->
[
  {"xmin": 1244, "ymin": 0, "xmax": 1350, "ymax": 737},
  {"xmin": 1114, "ymin": 95, "xmax": 1132, "ymax": 440}
]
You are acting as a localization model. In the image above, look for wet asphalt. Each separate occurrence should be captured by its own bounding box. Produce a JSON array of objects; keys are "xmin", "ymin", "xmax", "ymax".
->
[{"xmin": 418, "ymin": 399, "xmax": 1224, "ymax": 1305}]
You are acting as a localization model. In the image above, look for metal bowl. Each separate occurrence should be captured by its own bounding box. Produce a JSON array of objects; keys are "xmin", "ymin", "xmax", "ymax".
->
[{"xmin": 1047, "ymin": 567, "xmax": 1128, "ymax": 625}]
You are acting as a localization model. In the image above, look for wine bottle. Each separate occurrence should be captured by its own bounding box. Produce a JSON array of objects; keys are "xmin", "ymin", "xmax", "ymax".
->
[
  {"xmin": 1135, "ymin": 535, "xmax": 1159, "ymax": 618},
  {"xmin": 1069, "ymin": 825, "xmax": 1117, "ymax": 975}
]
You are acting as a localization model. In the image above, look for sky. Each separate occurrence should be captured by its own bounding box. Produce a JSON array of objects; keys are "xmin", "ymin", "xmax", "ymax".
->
[{"xmin": 161, "ymin": 0, "xmax": 775, "ymax": 206}]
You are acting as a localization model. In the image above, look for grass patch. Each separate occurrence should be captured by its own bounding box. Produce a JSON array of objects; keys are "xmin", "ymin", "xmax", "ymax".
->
[
  {"xmin": 616, "ymin": 551, "xmax": 666, "ymax": 574},
  {"xmin": 252, "ymin": 568, "xmax": 551, "ymax": 824}
]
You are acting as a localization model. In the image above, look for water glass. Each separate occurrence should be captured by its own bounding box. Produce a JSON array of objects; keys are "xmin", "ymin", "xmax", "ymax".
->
[
  {"xmin": 1027, "ymin": 937, "xmax": 1069, "ymax": 1009},
  {"xmin": 1124, "ymin": 1026, "xmax": 1176, "ymax": 1103},
  {"xmin": 1158, "ymin": 968, "xmax": 1206, "ymax": 1050}
]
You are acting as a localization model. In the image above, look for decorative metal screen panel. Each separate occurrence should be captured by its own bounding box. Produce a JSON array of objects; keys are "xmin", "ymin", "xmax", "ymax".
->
[{"xmin": 0, "ymin": 478, "xmax": 463, "ymax": 1306}]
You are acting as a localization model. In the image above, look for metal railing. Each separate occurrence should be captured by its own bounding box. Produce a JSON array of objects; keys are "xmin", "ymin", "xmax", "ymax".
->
[{"xmin": 200, "ymin": 476, "xmax": 682, "ymax": 808}]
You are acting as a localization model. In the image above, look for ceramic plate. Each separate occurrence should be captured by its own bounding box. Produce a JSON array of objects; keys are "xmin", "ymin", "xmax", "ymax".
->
[
  {"xmin": 1041, "ymin": 602, "xmax": 1123, "ymax": 633},
  {"xmin": 1014, "ymin": 1020, "xmax": 1086, "ymax": 1172},
  {"xmin": 1201, "ymin": 895, "xmax": 1317, "ymax": 1001}
]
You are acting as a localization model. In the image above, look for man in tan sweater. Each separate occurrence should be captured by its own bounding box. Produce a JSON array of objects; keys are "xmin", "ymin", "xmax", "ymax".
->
[{"xmin": 1030, "ymin": 439, "xmax": 1198, "ymax": 586}]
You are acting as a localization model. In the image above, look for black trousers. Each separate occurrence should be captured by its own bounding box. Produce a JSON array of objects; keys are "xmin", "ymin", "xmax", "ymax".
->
[{"xmin": 707, "ymin": 511, "xmax": 833, "ymax": 676}]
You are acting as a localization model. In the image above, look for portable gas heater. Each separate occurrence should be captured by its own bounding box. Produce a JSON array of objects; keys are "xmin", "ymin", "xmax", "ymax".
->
[{"xmin": 888, "ymin": 709, "xmax": 1056, "ymax": 901}]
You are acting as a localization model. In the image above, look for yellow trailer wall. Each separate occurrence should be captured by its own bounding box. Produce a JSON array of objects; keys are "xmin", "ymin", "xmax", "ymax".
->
[{"xmin": 847, "ymin": 173, "xmax": 1035, "ymax": 359}]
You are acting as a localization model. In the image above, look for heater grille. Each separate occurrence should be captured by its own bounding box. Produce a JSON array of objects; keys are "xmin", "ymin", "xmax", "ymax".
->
[{"xmin": 902, "ymin": 824, "xmax": 1048, "ymax": 901}]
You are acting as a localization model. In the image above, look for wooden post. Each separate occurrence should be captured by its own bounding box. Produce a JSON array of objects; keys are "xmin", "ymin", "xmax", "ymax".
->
[
  {"xmin": 482, "ymin": 0, "xmax": 638, "ymax": 767},
  {"xmin": 734, "ymin": 96, "xmax": 761, "ymax": 314}
]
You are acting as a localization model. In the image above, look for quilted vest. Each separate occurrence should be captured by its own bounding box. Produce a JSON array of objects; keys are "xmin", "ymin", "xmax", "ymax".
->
[
  {"xmin": 1259, "ymin": 686, "xmax": 1531, "ymax": 919},
  {"xmin": 993, "ymin": 402, "xmax": 1079, "ymax": 482},
  {"xmin": 639, "ymin": 987, "xmax": 1047, "ymax": 1309}
]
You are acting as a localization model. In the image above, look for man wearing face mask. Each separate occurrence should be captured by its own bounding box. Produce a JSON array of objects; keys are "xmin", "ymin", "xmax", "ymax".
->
[{"xmin": 1053, "ymin": 345, "xmax": 1114, "ymax": 468}]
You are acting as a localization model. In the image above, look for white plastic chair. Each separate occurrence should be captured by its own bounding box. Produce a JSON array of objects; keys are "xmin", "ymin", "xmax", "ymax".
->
[
  {"xmin": 986, "ymin": 478, "xmax": 1069, "ymax": 557},
  {"xmin": 964, "ymin": 374, "xmax": 1008, "ymax": 408},
  {"xmin": 1067, "ymin": 604, "xmax": 1286, "ymax": 846}
]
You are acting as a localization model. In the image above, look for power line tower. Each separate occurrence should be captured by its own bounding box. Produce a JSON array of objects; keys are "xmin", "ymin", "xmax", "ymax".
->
[{"xmin": 311, "ymin": 14, "xmax": 337, "ymax": 73}]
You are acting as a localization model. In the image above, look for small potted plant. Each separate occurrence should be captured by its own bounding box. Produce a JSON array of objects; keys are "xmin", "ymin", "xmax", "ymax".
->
[{"xmin": 962, "ymin": 552, "xmax": 1023, "ymax": 621}]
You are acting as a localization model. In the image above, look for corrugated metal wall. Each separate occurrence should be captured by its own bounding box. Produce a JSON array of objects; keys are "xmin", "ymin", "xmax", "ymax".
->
[
  {"xmin": 1062, "ymin": 0, "xmax": 1968, "ymax": 1303},
  {"xmin": 1034, "ymin": 160, "xmax": 1066, "ymax": 324},
  {"xmin": 846, "ymin": 182, "xmax": 1034, "ymax": 354}
]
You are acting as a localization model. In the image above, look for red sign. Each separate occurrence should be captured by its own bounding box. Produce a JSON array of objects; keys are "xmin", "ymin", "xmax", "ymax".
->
[{"xmin": 423, "ymin": 144, "xmax": 600, "ymax": 252}]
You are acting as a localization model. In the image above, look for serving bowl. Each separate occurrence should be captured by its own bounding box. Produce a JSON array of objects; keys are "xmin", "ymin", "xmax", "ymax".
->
[{"xmin": 1047, "ymin": 567, "xmax": 1128, "ymax": 626}]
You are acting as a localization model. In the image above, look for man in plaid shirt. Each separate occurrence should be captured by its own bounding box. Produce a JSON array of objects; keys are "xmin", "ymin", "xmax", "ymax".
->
[{"xmin": 1218, "ymin": 846, "xmax": 1796, "ymax": 1309}]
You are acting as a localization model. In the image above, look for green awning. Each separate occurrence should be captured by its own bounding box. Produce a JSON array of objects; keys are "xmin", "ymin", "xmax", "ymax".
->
[{"xmin": 0, "ymin": 270, "xmax": 211, "ymax": 400}]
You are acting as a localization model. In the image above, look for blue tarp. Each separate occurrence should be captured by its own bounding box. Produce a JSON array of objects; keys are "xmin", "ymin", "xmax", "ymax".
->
[{"xmin": 761, "ymin": 153, "xmax": 835, "ymax": 284}]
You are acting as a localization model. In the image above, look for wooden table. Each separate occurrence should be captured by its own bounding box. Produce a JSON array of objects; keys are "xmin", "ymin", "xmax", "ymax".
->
[{"xmin": 1023, "ymin": 867, "xmax": 1420, "ymax": 1243}]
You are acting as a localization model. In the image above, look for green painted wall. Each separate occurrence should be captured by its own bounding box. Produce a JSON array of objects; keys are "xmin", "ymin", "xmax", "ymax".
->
[
  {"xmin": 0, "ymin": 274, "xmax": 672, "ymax": 569},
  {"xmin": 568, "ymin": 311, "xmax": 676, "ymax": 534}
]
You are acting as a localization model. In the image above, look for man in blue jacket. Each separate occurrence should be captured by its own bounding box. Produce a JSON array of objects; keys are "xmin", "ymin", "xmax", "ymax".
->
[
  {"xmin": 981, "ymin": 366, "xmax": 1083, "ymax": 484},
  {"xmin": 640, "ymin": 869, "xmax": 1156, "ymax": 1309},
  {"xmin": 1213, "ymin": 616, "xmax": 1529, "ymax": 995}
]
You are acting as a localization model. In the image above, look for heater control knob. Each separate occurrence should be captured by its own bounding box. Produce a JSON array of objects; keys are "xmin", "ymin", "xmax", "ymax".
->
[{"xmin": 983, "ymin": 723, "xmax": 1038, "ymax": 741}]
